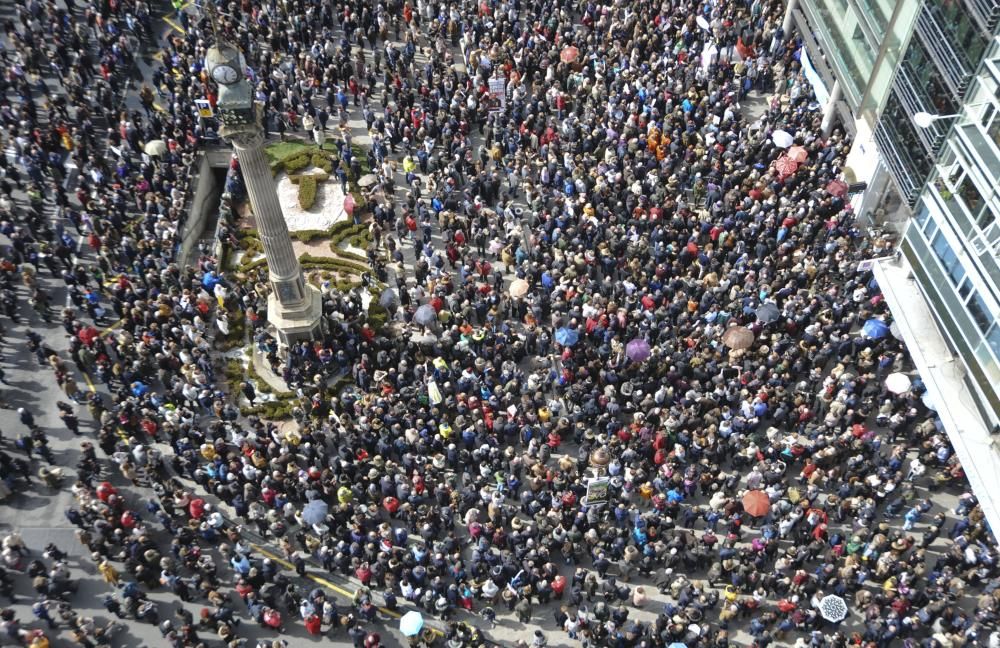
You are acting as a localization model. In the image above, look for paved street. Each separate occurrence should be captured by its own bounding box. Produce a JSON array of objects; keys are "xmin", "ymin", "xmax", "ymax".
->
[{"xmin": 0, "ymin": 1, "xmax": 993, "ymax": 648}]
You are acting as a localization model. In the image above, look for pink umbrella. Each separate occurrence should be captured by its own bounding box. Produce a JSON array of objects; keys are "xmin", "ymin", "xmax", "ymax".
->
[
  {"xmin": 344, "ymin": 193, "xmax": 356, "ymax": 216},
  {"xmin": 774, "ymin": 156, "xmax": 798, "ymax": 178},
  {"xmin": 787, "ymin": 146, "xmax": 808, "ymax": 163},
  {"xmin": 826, "ymin": 179, "xmax": 849, "ymax": 197}
]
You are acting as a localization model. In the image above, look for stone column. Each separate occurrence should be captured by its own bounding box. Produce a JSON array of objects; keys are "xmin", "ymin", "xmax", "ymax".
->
[
  {"xmin": 821, "ymin": 79, "xmax": 842, "ymax": 136},
  {"xmin": 228, "ymin": 130, "xmax": 322, "ymax": 344},
  {"xmin": 230, "ymin": 129, "xmax": 307, "ymax": 308},
  {"xmin": 782, "ymin": 0, "xmax": 797, "ymax": 35}
]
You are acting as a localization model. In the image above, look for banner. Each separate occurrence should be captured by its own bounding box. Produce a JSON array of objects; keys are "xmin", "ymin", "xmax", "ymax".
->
[{"xmin": 799, "ymin": 47, "xmax": 830, "ymax": 106}]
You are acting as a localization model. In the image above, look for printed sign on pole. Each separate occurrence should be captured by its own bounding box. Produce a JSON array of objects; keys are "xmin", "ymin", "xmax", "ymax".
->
[
  {"xmin": 195, "ymin": 98, "xmax": 214, "ymax": 118},
  {"xmin": 585, "ymin": 477, "xmax": 611, "ymax": 508}
]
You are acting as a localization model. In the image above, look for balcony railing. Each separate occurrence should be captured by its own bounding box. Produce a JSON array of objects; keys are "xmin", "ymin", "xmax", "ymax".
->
[
  {"xmin": 966, "ymin": 0, "xmax": 1000, "ymax": 36},
  {"xmin": 894, "ymin": 67, "xmax": 950, "ymax": 155},
  {"xmin": 915, "ymin": 6, "xmax": 975, "ymax": 99},
  {"xmin": 874, "ymin": 121, "xmax": 924, "ymax": 205}
]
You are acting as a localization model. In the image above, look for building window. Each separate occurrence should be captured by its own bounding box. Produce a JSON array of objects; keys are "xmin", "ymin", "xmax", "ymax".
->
[
  {"xmin": 988, "ymin": 323, "xmax": 1000, "ymax": 360},
  {"xmin": 967, "ymin": 291, "xmax": 995, "ymax": 335},
  {"xmin": 959, "ymin": 177, "xmax": 985, "ymax": 218},
  {"xmin": 927, "ymin": 0, "xmax": 990, "ymax": 69},
  {"xmin": 931, "ymin": 230, "xmax": 966, "ymax": 285}
]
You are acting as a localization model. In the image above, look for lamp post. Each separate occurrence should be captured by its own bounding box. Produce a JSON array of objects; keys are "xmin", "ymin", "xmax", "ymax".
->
[
  {"xmin": 913, "ymin": 111, "xmax": 960, "ymax": 129},
  {"xmin": 204, "ymin": 40, "xmax": 323, "ymax": 344}
]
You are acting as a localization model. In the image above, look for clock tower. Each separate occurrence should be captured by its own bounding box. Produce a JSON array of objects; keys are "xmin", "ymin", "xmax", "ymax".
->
[{"xmin": 205, "ymin": 41, "xmax": 323, "ymax": 344}]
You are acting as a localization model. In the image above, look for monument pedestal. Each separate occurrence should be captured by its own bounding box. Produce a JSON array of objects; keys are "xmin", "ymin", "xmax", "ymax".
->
[{"xmin": 267, "ymin": 283, "xmax": 323, "ymax": 345}]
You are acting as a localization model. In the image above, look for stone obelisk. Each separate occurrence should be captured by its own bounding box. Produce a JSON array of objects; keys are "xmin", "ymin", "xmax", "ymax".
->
[{"xmin": 205, "ymin": 40, "xmax": 322, "ymax": 344}]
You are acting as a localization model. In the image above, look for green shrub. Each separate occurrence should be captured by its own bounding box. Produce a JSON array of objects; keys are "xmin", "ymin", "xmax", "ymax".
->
[
  {"xmin": 219, "ymin": 308, "xmax": 246, "ymax": 351},
  {"xmin": 288, "ymin": 171, "xmax": 329, "ymax": 184},
  {"xmin": 290, "ymin": 229, "xmax": 329, "ymax": 242},
  {"xmin": 299, "ymin": 253, "xmax": 369, "ymax": 275},
  {"xmin": 246, "ymin": 356, "xmax": 294, "ymax": 398},
  {"xmin": 311, "ymin": 152, "xmax": 333, "ymax": 173},
  {"xmin": 283, "ymin": 153, "xmax": 311, "ymax": 174},
  {"xmin": 298, "ymin": 175, "xmax": 318, "ymax": 210},
  {"xmin": 241, "ymin": 399, "xmax": 298, "ymax": 420},
  {"xmin": 367, "ymin": 303, "xmax": 389, "ymax": 331}
]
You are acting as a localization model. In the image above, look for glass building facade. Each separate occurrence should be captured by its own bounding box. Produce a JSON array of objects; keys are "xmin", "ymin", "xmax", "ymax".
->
[{"xmin": 897, "ymin": 38, "xmax": 1000, "ymax": 424}]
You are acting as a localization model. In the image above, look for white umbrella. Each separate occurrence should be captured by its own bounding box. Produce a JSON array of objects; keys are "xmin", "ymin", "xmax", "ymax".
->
[
  {"xmin": 144, "ymin": 139, "xmax": 168, "ymax": 156},
  {"xmin": 509, "ymin": 278, "xmax": 529, "ymax": 298},
  {"xmin": 771, "ymin": 130, "xmax": 794, "ymax": 148},
  {"xmin": 885, "ymin": 372, "xmax": 912, "ymax": 394},
  {"xmin": 889, "ymin": 321, "xmax": 903, "ymax": 340},
  {"xmin": 696, "ymin": 15, "xmax": 710, "ymax": 30},
  {"xmin": 818, "ymin": 594, "xmax": 848, "ymax": 622},
  {"xmin": 921, "ymin": 390, "xmax": 936, "ymax": 411}
]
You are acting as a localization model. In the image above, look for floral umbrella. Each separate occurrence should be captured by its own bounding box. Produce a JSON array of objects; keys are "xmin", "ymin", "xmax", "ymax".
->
[
  {"xmin": 819, "ymin": 595, "xmax": 849, "ymax": 622},
  {"xmin": 774, "ymin": 155, "xmax": 798, "ymax": 177}
]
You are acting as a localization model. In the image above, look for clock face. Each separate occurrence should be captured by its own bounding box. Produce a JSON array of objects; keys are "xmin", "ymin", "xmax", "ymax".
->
[{"xmin": 212, "ymin": 65, "xmax": 240, "ymax": 85}]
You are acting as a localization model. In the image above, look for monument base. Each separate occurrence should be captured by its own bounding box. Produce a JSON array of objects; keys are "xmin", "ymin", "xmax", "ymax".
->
[{"xmin": 267, "ymin": 284, "xmax": 324, "ymax": 345}]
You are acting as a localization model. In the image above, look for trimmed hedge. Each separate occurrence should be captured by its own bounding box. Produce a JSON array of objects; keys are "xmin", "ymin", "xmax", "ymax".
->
[
  {"xmin": 289, "ymin": 171, "xmax": 330, "ymax": 184},
  {"xmin": 311, "ymin": 152, "xmax": 333, "ymax": 173},
  {"xmin": 290, "ymin": 229, "xmax": 330, "ymax": 242},
  {"xmin": 283, "ymin": 153, "xmax": 311, "ymax": 174},
  {"xmin": 298, "ymin": 175, "xmax": 318, "ymax": 210},
  {"xmin": 367, "ymin": 303, "xmax": 389, "ymax": 331},
  {"xmin": 299, "ymin": 253, "xmax": 369, "ymax": 275}
]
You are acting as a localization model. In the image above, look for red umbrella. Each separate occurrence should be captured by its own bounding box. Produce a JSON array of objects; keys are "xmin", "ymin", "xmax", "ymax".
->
[
  {"xmin": 560, "ymin": 46, "xmax": 580, "ymax": 63},
  {"xmin": 189, "ymin": 497, "xmax": 206, "ymax": 519},
  {"xmin": 78, "ymin": 326, "xmax": 99, "ymax": 346},
  {"xmin": 826, "ymin": 179, "xmax": 849, "ymax": 197},
  {"xmin": 787, "ymin": 146, "xmax": 808, "ymax": 163},
  {"xmin": 742, "ymin": 490, "xmax": 771, "ymax": 517},
  {"xmin": 774, "ymin": 156, "xmax": 798, "ymax": 178}
]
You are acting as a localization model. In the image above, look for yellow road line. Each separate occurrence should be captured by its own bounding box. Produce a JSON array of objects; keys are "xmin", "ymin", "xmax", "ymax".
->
[
  {"xmin": 250, "ymin": 543, "xmax": 443, "ymax": 636},
  {"xmin": 163, "ymin": 16, "xmax": 185, "ymax": 34},
  {"xmin": 101, "ymin": 318, "xmax": 125, "ymax": 336},
  {"xmin": 81, "ymin": 360, "xmax": 130, "ymax": 445}
]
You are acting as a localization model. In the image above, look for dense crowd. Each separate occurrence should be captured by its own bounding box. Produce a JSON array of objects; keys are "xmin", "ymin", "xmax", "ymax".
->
[{"xmin": 0, "ymin": 0, "xmax": 998, "ymax": 646}]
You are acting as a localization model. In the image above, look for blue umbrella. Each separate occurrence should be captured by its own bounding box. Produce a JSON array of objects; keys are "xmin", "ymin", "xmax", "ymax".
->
[
  {"xmin": 399, "ymin": 610, "xmax": 424, "ymax": 637},
  {"xmin": 414, "ymin": 304, "xmax": 437, "ymax": 326},
  {"xmin": 669, "ymin": 644, "xmax": 688, "ymax": 648},
  {"xmin": 301, "ymin": 499, "xmax": 328, "ymax": 526},
  {"xmin": 861, "ymin": 319, "xmax": 889, "ymax": 339},
  {"xmin": 555, "ymin": 327, "xmax": 579, "ymax": 346}
]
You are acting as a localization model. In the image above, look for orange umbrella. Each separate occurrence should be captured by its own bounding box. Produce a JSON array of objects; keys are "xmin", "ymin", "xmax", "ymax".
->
[
  {"xmin": 742, "ymin": 490, "xmax": 771, "ymax": 517},
  {"xmin": 560, "ymin": 46, "xmax": 580, "ymax": 63},
  {"xmin": 787, "ymin": 146, "xmax": 808, "ymax": 163}
]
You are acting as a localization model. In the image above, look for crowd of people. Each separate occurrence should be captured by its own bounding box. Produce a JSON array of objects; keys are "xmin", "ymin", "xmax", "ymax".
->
[{"xmin": 0, "ymin": 0, "xmax": 999, "ymax": 646}]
